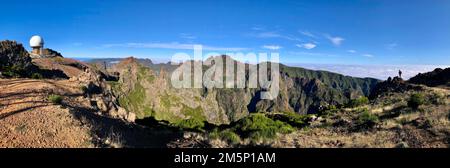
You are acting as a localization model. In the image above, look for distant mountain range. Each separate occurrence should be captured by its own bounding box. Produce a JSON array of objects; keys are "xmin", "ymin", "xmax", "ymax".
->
[{"xmin": 81, "ymin": 58, "xmax": 448, "ymax": 80}]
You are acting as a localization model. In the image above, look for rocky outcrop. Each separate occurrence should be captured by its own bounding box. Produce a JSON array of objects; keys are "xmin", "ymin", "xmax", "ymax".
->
[
  {"xmin": 42, "ymin": 48, "xmax": 63, "ymax": 58},
  {"xmin": 0, "ymin": 40, "xmax": 37, "ymax": 77},
  {"xmin": 0, "ymin": 40, "xmax": 68, "ymax": 79},
  {"xmin": 369, "ymin": 77, "xmax": 424, "ymax": 99},
  {"xmin": 69, "ymin": 65, "xmax": 135, "ymax": 122},
  {"xmin": 370, "ymin": 67, "xmax": 450, "ymax": 99},
  {"xmin": 409, "ymin": 67, "xmax": 450, "ymax": 87}
]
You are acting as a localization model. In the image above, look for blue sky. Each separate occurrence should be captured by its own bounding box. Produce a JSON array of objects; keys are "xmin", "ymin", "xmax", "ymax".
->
[{"xmin": 1, "ymin": 0, "xmax": 450, "ymax": 66}]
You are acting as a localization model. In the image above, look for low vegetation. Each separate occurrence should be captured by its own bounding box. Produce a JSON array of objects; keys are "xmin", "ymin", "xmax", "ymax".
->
[
  {"xmin": 173, "ymin": 118, "xmax": 205, "ymax": 131},
  {"xmin": 209, "ymin": 129, "xmax": 241, "ymax": 145},
  {"xmin": 269, "ymin": 111, "xmax": 311, "ymax": 127},
  {"xmin": 408, "ymin": 93, "xmax": 425, "ymax": 109},
  {"xmin": 346, "ymin": 96, "xmax": 369, "ymax": 108},
  {"xmin": 0, "ymin": 64, "xmax": 27, "ymax": 78},
  {"xmin": 430, "ymin": 93, "xmax": 446, "ymax": 105},
  {"xmin": 357, "ymin": 108, "xmax": 379, "ymax": 128},
  {"xmin": 118, "ymin": 83, "xmax": 147, "ymax": 118},
  {"xmin": 48, "ymin": 94, "xmax": 63, "ymax": 104},
  {"xmin": 80, "ymin": 85, "xmax": 88, "ymax": 94},
  {"xmin": 208, "ymin": 113, "xmax": 297, "ymax": 145},
  {"xmin": 238, "ymin": 113, "xmax": 294, "ymax": 143},
  {"xmin": 138, "ymin": 65, "xmax": 155, "ymax": 84},
  {"xmin": 31, "ymin": 73, "xmax": 43, "ymax": 79},
  {"xmin": 318, "ymin": 105, "xmax": 339, "ymax": 116}
]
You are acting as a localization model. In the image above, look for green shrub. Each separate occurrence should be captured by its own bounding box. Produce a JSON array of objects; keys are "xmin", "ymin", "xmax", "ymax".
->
[
  {"xmin": 174, "ymin": 118, "xmax": 205, "ymax": 131},
  {"xmin": 209, "ymin": 128, "xmax": 220, "ymax": 139},
  {"xmin": 31, "ymin": 73, "xmax": 43, "ymax": 79},
  {"xmin": 209, "ymin": 129, "xmax": 241, "ymax": 145},
  {"xmin": 221, "ymin": 130, "xmax": 241, "ymax": 145},
  {"xmin": 408, "ymin": 93, "xmax": 425, "ymax": 109},
  {"xmin": 80, "ymin": 85, "xmax": 88, "ymax": 94},
  {"xmin": 239, "ymin": 114, "xmax": 294, "ymax": 142},
  {"xmin": 274, "ymin": 112, "xmax": 311, "ymax": 127},
  {"xmin": 319, "ymin": 105, "xmax": 339, "ymax": 116},
  {"xmin": 48, "ymin": 94, "xmax": 63, "ymax": 104},
  {"xmin": 346, "ymin": 96, "xmax": 369, "ymax": 108},
  {"xmin": 1, "ymin": 65, "xmax": 25, "ymax": 78},
  {"xmin": 1, "ymin": 71, "xmax": 18, "ymax": 78},
  {"xmin": 357, "ymin": 110, "xmax": 379, "ymax": 127}
]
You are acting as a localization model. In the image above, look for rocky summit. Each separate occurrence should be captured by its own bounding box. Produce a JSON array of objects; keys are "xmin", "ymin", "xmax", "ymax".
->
[
  {"xmin": 409, "ymin": 67, "xmax": 450, "ymax": 88},
  {"xmin": 0, "ymin": 41, "xmax": 37, "ymax": 77}
]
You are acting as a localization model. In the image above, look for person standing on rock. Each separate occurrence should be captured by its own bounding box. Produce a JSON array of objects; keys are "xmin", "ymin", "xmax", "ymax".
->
[{"xmin": 399, "ymin": 70, "xmax": 402, "ymax": 78}]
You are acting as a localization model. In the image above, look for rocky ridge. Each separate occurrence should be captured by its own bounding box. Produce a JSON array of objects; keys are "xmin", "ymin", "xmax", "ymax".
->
[{"xmin": 107, "ymin": 56, "xmax": 379, "ymax": 125}]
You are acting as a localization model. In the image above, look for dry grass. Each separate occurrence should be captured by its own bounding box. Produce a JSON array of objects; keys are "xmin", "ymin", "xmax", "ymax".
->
[{"xmin": 269, "ymin": 85, "xmax": 450, "ymax": 148}]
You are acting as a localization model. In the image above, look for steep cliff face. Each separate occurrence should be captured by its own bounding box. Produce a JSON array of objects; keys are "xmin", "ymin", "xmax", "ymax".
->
[
  {"xmin": 110, "ymin": 57, "xmax": 228, "ymax": 125},
  {"xmin": 110, "ymin": 57, "xmax": 379, "ymax": 125},
  {"xmin": 257, "ymin": 64, "xmax": 379, "ymax": 113}
]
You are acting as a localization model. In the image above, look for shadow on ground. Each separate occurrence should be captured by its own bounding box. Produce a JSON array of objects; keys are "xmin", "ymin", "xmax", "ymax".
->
[{"xmin": 63, "ymin": 102, "xmax": 184, "ymax": 148}]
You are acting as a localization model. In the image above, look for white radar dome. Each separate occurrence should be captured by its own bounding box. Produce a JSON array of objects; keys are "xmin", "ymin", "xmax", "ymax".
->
[{"xmin": 30, "ymin": 35, "xmax": 44, "ymax": 47}]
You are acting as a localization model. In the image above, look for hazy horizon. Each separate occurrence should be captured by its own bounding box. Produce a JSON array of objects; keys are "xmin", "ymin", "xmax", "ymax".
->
[{"xmin": 69, "ymin": 56, "xmax": 448, "ymax": 80}]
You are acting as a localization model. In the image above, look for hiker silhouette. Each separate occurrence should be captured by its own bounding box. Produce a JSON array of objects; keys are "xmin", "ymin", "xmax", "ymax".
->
[{"xmin": 398, "ymin": 70, "xmax": 402, "ymax": 78}]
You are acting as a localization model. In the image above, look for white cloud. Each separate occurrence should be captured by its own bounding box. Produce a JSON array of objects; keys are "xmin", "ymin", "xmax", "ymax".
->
[
  {"xmin": 289, "ymin": 51, "xmax": 338, "ymax": 57},
  {"xmin": 262, "ymin": 45, "xmax": 282, "ymax": 50},
  {"xmin": 325, "ymin": 34, "xmax": 345, "ymax": 46},
  {"xmin": 299, "ymin": 31, "xmax": 317, "ymax": 38},
  {"xmin": 253, "ymin": 31, "xmax": 302, "ymax": 42},
  {"xmin": 347, "ymin": 50, "xmax": 356, "ymax": 53},
  {"xmin": 179, "ymin": 33, "xmax": 197, "ymax": 39},
  {"xmin": 256, "ymin": 32, "xmax": 281, "ymax": 38},
  {"xmin": 362, "ymin": 54, "xmax": 374, "ymax": 58},
  {"xmin": 102, "ymin": 42, "xmax": 247, "ymax": 51},
  {"xmin": 386, "ymin": 43, "xmax": 398, "ymax": 50},
  {"xmin": 251, "ymin": 26, "xmax": 264, "ymax": 31},
  {"xmin": 296, "ymin": 43, "xmax": 317, "ymax": 49}
]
